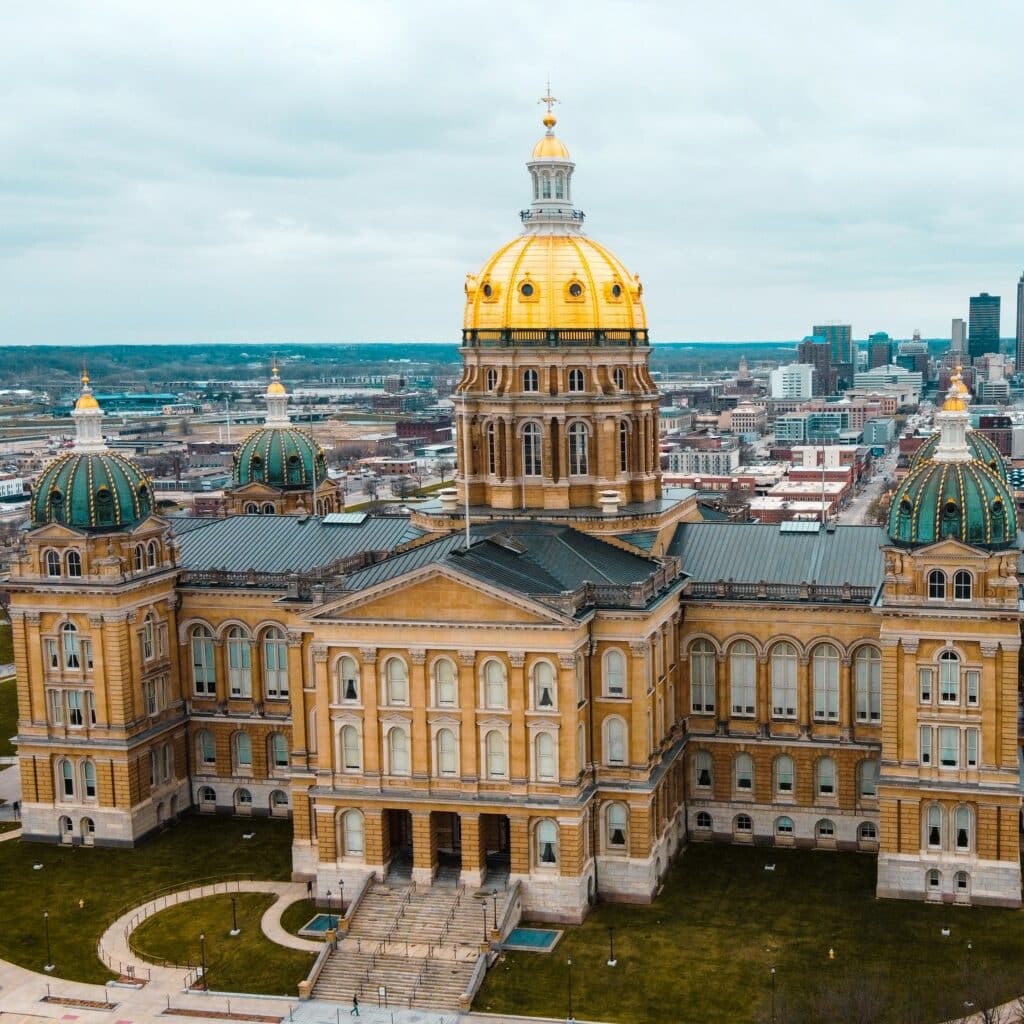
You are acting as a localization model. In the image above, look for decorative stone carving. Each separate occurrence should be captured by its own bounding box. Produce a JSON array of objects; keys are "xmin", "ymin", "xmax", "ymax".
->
[
  {"xmin": 359, "ymin": 647, "xmax": 378, "ymax": 665},
  {"xmin": 629, "ymin": 640, "xmax": 650, "ymax": 658},
  {"xmin": 409, "ymin": 649, "xmax": 427, "ymax": 665},
  {"xmin": 311, "ymin": 644, "xmax": 328, "ymax": 664},
  {"xmin": 457, "ymin": 650, "xmax": 477, "ymax": 667},
  {"xmin": 558, "ymin": 653, "xmax": 577, "ymax": 669},
  {"xmin": 508, "ymin": 651, "xmax": 526, "ymax": 667},
  {"xmin": 900, "ymin": 638, "xmax": 919, "ymax": 654}
]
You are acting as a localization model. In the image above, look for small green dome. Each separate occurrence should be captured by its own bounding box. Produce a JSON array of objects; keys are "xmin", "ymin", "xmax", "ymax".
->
[
  {"xmin": 31, "ymin": 451, "xmax": 153, "ymax": 531},
  {"xmin": 888, "ymin": 460, "xmax": 1017, "ymax": 548},
  {"xmin": 910, "ymin": 430, "xmax": 1006, "ymax": 480},
  {"xmin": 233, "ymin": 427, "xmax": 327, "ymax": 490}
]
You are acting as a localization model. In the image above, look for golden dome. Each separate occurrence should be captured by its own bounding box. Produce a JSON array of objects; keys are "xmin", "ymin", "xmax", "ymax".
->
[
  {"xmin": 942, "ymin": 366, "xmax": 969, "ymax": 412},
  {"xmin": 75, "ymin": 370, "xmax": 99, "ymax": 410},
  {"xmin": 532, "ymin": 131, "xmax": 570, "ymax": 160},
  {"xmin": 464, "ymin": 234, "xmax": 646, "ymax": 331},
  {"xmin": 267, "ymin": 365, "xmax": 286, "ymax": 396}
]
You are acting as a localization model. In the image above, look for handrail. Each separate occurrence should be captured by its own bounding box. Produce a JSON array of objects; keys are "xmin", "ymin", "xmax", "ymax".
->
[{"xmin": 494, "ymin": 880, "xmax": 523, "ymax": 940}]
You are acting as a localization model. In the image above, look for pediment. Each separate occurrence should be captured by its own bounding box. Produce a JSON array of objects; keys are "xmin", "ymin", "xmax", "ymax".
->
[
  {"xmin": 128, "ymin": 514, "xmax": 170, "ymax": 537},
  {"xmin": 900, "ymin": 537, "xmax": 991, "ymax": 561},
  {"xmin": 230, "ymin": 482, "xmax": 282, "ymax": 497},
  {"xmin": 27, "ymin": 522, "xmax": 86, "ymax": 541}
]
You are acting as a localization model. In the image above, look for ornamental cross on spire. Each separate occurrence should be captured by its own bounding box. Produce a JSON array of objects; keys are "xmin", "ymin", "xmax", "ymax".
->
[{"xmin": 539, "ymin": 79, "xmax": 559, "ymax": 113}]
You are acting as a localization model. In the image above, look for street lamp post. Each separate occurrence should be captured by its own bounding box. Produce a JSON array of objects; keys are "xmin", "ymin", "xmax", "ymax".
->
[
  {"xmin": 43, "ymin": 910, "xmax": 54, "ymax": 973},
  {"xmin": 770, "ymin": 965, "xmax": 777, "ymax": 1024},
  {"xmin": 491, "ymin": 889, "xmax": 498, "ymax": 931},
  {"xmin": 482, "ymin": 902, "xmax": 488, "ymax": 943},
  {"xmin": 326, "ymin": 889, "xmax": 334, "ymax": 931},
  {"xmin": 607, "ymin": 926, "xmax": 617, "ymax": 968},
  {"xmin": 339, "ymin": 879, "xmax": 345, "ymax": 922},
  {"xmin": 199, "ymin": 933, "xmax": 207, "ymax": 990},
  {"xmin": 566, "ymin": 957, "xmax": 575, "ymax": 1023},
  {"xmin": 230, "ymin": 896, "xmax": 240, "ymax": 936}
]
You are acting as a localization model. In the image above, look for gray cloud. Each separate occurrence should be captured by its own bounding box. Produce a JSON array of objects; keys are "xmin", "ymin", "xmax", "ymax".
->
[{"xmin": 2, "ymin": 0, "xmax": 1024, "ymax": 345}]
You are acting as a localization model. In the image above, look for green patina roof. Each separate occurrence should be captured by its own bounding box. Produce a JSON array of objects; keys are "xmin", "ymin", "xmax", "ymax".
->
[
  {"xmin": 888, "ymin": 459, "xmax": 1017, "ymax": 549},
  {"xmin": 30, "ymin": 450, "xmax": 153, "ymax": 531},
  {"xmin": 910, "ymin": 430, "xmax": 1006, "ymax": 480},
  {"xmin": 232, "ymin": 427, "xmax": 327, "ymax": 490}
]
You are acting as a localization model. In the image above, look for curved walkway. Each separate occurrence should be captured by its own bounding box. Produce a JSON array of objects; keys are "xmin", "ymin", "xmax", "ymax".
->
[{"xmin": 98, "ymin": 879, "xmax": 319, "ymax": 983}]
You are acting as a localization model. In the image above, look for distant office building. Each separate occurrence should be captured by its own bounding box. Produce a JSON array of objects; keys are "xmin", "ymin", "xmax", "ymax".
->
[
  {"xmin": 863, "ymin": 418, "xmax": 896, "ymax": 447},
  {"xmin": 813, "ymin": 323, "xmax": 853, "ymax": 365},
  {"xmin": 951, "ymin": 317, "xmax": 966, "ymax": 355},
  {"xmin": 796, "ymin": 336, "xmax": 833, "ymax": 395},
  {"xmin": 853, "ymin": 365, "xmax": 923, "ymax": 402},
  {"xmin": 968, "ymin": 292, "xmax": 1001, "ymax": 359},
  {"xmin": 667, "ymin": 445, "xmax": 741, "ymax": 476},
  {"xmin": 867, "ymin": 332, "xmax": 893, "ymax": 369},
  {"xmin": 769, "ymin": 363, "xmax": 814, "ymax": 400},
  {"xmin": 1016, "ymin": 274, "xmax": 1024, "ymax": 375}
]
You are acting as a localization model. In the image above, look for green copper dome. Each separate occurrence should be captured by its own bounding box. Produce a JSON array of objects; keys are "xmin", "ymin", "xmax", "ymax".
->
[
  {"xmin": 30, "ymin": 451, "xmax": 154, "ymax": 531},
  {"xmin": 233, "ymin": 427, "xmax": 327, "ymax": 490},
  {"xmin": 910, "ymin": 430, "xmax": 1006, "ymax": 480},
  {"xmin": 888, "ymin": 459, "xmax": 1017, "ymax": 548}
]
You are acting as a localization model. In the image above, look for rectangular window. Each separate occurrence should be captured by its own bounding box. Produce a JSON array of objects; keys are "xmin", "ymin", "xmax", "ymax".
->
[
  {"xmin": 67, "ymin": 690, "xmax": 83, "ymax": 727},
  {"xmin": 966, "ymin": 670, "xmax": 980, "ymax": 708},
  {"xmin": 966, "ymin": 728, "xmax": 979, "ymax": 768},
  {"xmin": 939, "ymin": 662, "xmax": 959, "ymax": 704},
  {"xmin": 690, "ymin": 650, "xmax": 716, "ymax": 714},
  {"xmin": 48, "ymin": 689, "xmax": 63, "ymax": 725},
  {"xmin": 144, "ymin": 679, "xmax": 157, "ymax": 716},
  {"xmin": 45, "ymin": 639, "xmax": 59, "ymax": 671},
  {"xmin": 939, "ymin": 726, "xmax": 959, "ymax": 768},
  {"xmin": 86, "ymin": 691, "xmax": 96, "ymax": 725},
  {"xmin": 772, "ymin": 656, "xmax": 797, "ymax": 719},
  {"xmin": 142, "ymin": 623, "xmax": 154, "ymax": 662},
  {"xmin": 918, "ymin": 668, "xmax": 933, "ymax": 705},
  {"xmin": 920, "ymin": 725, "xmax": 932, "ymax": 765},
  {"xmin": 82, "ymin": 639, "xmax": 93, "ymax": 672}
]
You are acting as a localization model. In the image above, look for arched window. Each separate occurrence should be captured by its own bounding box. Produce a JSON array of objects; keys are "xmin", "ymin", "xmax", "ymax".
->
[
  {"xmin": 555, "ymin": 172, "xmax": 565, "ymax": 199},
  {"xmin": 603, "ymin": 649, "xmax": 627, "ymax": 698},
  {"xmin": 939, "ymin": 651, "xmax": 960, "ymax": 704},
  {"xmin": 607, "ymin": 803, "xmax": 628, "ymax": 848},
  {"xmin": 483, "ymin": 660, "xmax": 507, "ymax": 709},
  {"xmin": 605, "ymin": 718, "xmax": 628, "ymax": 766},
  {"xmin": 577, "ymin": 722, "xmax": 586, "ymax": 776},
  {"xmin": 485, "ymin": 730, "xmax": 507, "ymax": 779},
  {"xmin": 235, "ymin": 787, "xmax": 253, "ymax": 808},
  {"xmin": 95, "ymin": 488, "xmax": 114, "ymax": 526},
  {"xmin": 854, "ymin": 646, "xmax": 881, "ymax": 723},
  {"xmin": 734, "ymin": 752, "xmax": 754, "ymax": 793},
  {"xmin": 523, "ymin": 369, "xmax": 539, "ymax": 392},
  {"xmin": 613, "ymin": 366, "xmax": 626, "ymax": 389},
  {"xmin": 567, "ymin": 422, "xmax": 589, "ymax": 475},
  {"xmin": 287, "ymin": 455, "xmax": 302, "ymax": 486},
  {"xmin": 385, "ymin": 657, "xmax": 408, "ymax": 705},
  {"xmin": 568, "ymin": 368, "xmax": 585, "ymax": 392},
  {"xmin": 730, "ymin": 641, "xmax": 756, "ymax": 717},
  {"xmin": 141, "ymin": 615, "xmax": 156, "ymax": 662},
  {"xmin": 49, "ymin": 491, "xmax": 65, "ymax": 523},
  {"xmin": 134, "ymin": 545, "xmax": 145, "ymax": 570},
  {"xmin": 234, "ymin": 732, "xmax": 252, "ymax": 769},
  {"xmin": 541, "ymin": 174, "xmax": 551, "ymax": 199},
  {"xmin": 262, "ymin": 627, "xmax": 289, "ymax": 699},
  {"xmin": 690, "ymin": 640, "xmax": 716, "ymax": 713},
  {"xmin": 191, "ymin": 626, "xmax": 216, "ymax": 696},
  {"xmin": 816, "ymin": 757, "xmax": 836, "ymax": 797},
  {"xmin": 816, "ymin": 818, "xmax": 836, "ymax": 840},
  {"xmin": 775, "ymin": 816, "xmax": 794, "ymax": 837},
  {"xmin": 45, "ymin": 549, "xmax": 61, "ymax": 576},
  {"xmin": 147, "ymin": 541, "xmax": 158, "ymax": 568},
  {"xmin": 269, "ymin": 732, "xmax": 288, "ymax": 769},
  {"xmin": 62, "ymin": 622, "xmax": 80, "ymax": 669},
  {"xmin": 536, "ymin": 819, "xmax": 558, "ymax": 865},
  {"xmin": 618, "ymin": 420, "xmax": 629, "ymax": 473},
  {"xmin": 486, "ymin": 368, "xmax": 498, "ymax": 391},
  {"xmin": 535, "ymin": 732, "xmax": 556, "ymax": 781},
  {"xmin": 858, "ymin": 821, "xmax": 878, "ymax": 842},
  {"xmin": 858, "ymin": 759, "xmax": 878, "ymax": 798},
  {"xmin": 953, "ymin": 570, "xmax": 972, "ymax": 601},
  {"xmin": 341, "ymin": 810, "xmax": 364, "ymax": 856},
  {"xmin": 694, "ymin": 749, "xmax": 713, "ymax": 789},
  {"xmin": 226, "ymin": 626, "xmax": 252, "ymax": 698},
  {"xmin": 773, "ymin": 755, "xmax": 794, "ymax": 796},
  {"xmin": 66, "ymin": 550, "xmax": 82, "ymax": 577},
  {"xmin": 58, "ymin": 758, "xmax": 75, "ymax": 800},
  {"xmin": 770, "ymin": 642, "xmax": 797, "ymax": 719},
  {"xmin": 485, "ymin": 421, "xmax": 498, "ymax": 475},
  {"xmin": 954, "ymin": 806, "xmax": 971, "ymax": 852},
  {"xmin": 81, "ymin": 760, "xmax": 96, "ymax": 799},
  {"xmin": 734, "ymin": 814, "xmax": 753, "ymax": 834},
  {"xmin": 337, "ymin": 655, "xmax": 359, "ymax": 703},
  {"xmin": 270, "ymin": 789, "xmax": 289, "ymax": 814},
  {"xmin": 522, "ymin": 422, "xmax": 542, "ymax": 477},
  {"xmin": 436, "ymin": 728, "xmax": 457, "ymax": 776},
  {"xmin": 197, "ymin": 730, "xmax": 216, "ymax": 768},
  {"xmin": 388, "ymin": 727, "xmax": 410, "ymax": 775},
  {"xmin": 926, "ymin": 868, "xmax": 941, "ymax": 892},
  {"xmin": 954, "ymin": 870, "xmax": 970, "ymax": 894},
  {"xmin": 433, "ymin": 658, "xmax": 457, "ymax": 706},
  {"xmin": 261, "ymin": 502, "xmax": 275, "ymax": 515},
  {"xmin": 199, "ymin": 785, "xmax": 217, "ymax": 805},
  {"xmin": 926, "ymin": 805, "xmax": 943, "ymax": 848},
  {"xmin": 245, "ymin": 502, "xmax": 258, "ymax": 514},
  {"xmin": 695, "ymin": 811, "xmax": 712, "ymax": 830},
  {"xmin": 340, "ymin": 725, "xmax": 361, "ymax": 771},
  {"xmin": 812, "ymin": 644, "xmax": 839, "ymax": 721},
  {"xmin": 533, "ymin": 661, "xmax": 556, "ymax": 709},
  {"xmin": 928, "ymin": 569, "xmax": 947, "ymax": 600}
]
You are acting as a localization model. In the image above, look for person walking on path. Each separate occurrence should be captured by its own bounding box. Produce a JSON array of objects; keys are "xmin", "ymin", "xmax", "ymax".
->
[{"xmin": 350, "ymin": 993, "xmax": 359, "ymax": 1017}]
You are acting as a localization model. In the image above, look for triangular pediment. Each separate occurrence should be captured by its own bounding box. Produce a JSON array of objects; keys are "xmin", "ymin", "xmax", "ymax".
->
[
  {"xmin": 308, "ymin": 564, "xmax": 571, "ymax": 626},
  {"xmin": 898, "ymin": 537, "xmax": 991, "ymax": 561},
  {"xmin": 230, "ymin": 482, "xmax": 282, "ymax": 498},
  {"xmin": 26, "ymin": 521, "xmax": 86, "ymax": 541},
  {"xmin": 128, "ymin": 514, "xmax": 169, "ymax": 536}
]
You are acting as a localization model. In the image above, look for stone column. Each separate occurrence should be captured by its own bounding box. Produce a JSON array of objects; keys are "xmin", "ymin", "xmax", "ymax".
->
[
  {"xmin": 312, "ymin": 645, "xmax": 331, "ymax": 776},
  {"xmin": 88, "ymin": 614, "xmax": 109, "ymax": 727},
  {"xmin": 839, "ymin": 656, "xmax": 852, "ymax": 741},
  {"xmin": 899, "ymin": 638, "xmax": 919, "ymax": 764},
  {"xmin": 458, "ymin": 650, "xmax": 478, "ymax": 780},
  {"xmin": 715, "ymin": 648, "xmax": 728, "ymax": 733},
  {"xmin": 797, "ymin": 652, "xmax": 811, "ymax": 737},
  {"xmin": 756, "ymin": 652, "xmax": 769, "ymax": 729},
  {"xmin": 287, "ymin": 632, "xmax": 308, "ymax": 766},
  {"xmin": 508, "ymin": 652, "xmax": 527, "ymax": 782},
  {"xmin": 878, "ymin": 636, "xmax": 901, "ymax": 763},
  {"xmin": 460, "ymin": 812, "xmax": 486, "ymax": 888},
  {"xmin": 411, "ymin": 809, "xmax": 438, "ymax": 885},
  {"xmin": 557, "ymin": 653, "xmax": 579, "ymax": 776},
  {"xmin": 360, "ymin": 649, "xmax": 381, "ymax": 779},
  {"xmin": 213, "ymin": 635, "xmax": 229, "ymax": 706},
  {"xmin": 629, "ymin": 641, "xmax": 650, "ymax": 763},
  {"xmin": 410, "ymin": 649, "xmax": 429, "ymax": 778}
]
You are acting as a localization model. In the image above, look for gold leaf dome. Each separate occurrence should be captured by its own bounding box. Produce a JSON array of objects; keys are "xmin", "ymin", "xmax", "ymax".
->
[
  {"xmin": 75, "ymin": 370, "xmax": 99, "ymax": 410},
  {"xmin": 464, "ymin": 234, "xmax": 646, "ymax": 332},
  {"xmin": 532, "ymin": 132, "xmax": 570, "ymax": 159},
  {"xmin": 267, "ymin": 364, "xmax": 286, "ymax": 396}
]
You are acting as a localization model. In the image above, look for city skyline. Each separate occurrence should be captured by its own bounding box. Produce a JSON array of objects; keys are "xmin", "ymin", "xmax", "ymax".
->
[{"xmin": 3, "ymin": 3, "xmax": 1024, "ymax": 345}]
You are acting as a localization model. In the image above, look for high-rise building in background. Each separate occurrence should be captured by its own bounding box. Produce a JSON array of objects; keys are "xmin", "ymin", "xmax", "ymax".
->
[
  {"xmin": 1015, "ymin": 273, "xmax": 1024, "ymax": 375},
  {"xmin": 968, "ymin": 292, "xmax": 1001, "ymax": 359},
  {"xmin": 867, "ymin": 331, "xmax": 893, "ymax": 369},
  {"xmin": 796, "ymin": 335, "xmax": 833, "ymax": 395},
  {"xmin": 951, "ymin": 317, "xmax": 966, "ymax": 354},
  {"xmin": 813, "ymin": 323, "xmax": 853, "ymax": 364},
  {"xmin": 769, "ymin": 362, "xmax": 814, "ymax": 399}
]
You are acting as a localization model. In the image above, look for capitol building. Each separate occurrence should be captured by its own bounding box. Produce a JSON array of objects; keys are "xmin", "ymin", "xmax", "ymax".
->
[{"xmin": 6, "ymin": 106, "xmax": 1022, "ymax": 920}]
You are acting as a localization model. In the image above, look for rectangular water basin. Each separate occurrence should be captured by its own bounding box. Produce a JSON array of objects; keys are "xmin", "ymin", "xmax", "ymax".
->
[
  {"xmin": 504, "ymin": 926, "xmax": 563, "ymax": 952},
  {"xmin": 299, "ymin": 913, "xmax": 339, "ymax": 936}
]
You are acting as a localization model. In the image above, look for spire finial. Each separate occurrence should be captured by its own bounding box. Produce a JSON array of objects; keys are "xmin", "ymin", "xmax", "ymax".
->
[{"xmin": 539, "ymin": 78, "xmax": 559, "ymax": 131}]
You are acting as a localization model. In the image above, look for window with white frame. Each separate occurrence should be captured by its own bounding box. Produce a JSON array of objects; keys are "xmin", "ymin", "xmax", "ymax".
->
[
  {"xmin": 729, "ymin": 641, "xmax": 756, "ymax": 717},
  {"xmin": 613, "ymin": 366, "xmax": 626, "ymax": 389},
  {"xmin": 607, "ymin": 802, "xmax": 628, "ymax": 848},
  {"xmin": 341, "ymin": 810, "xmax": 364, "ymax": 856},
  {"xmin": 918, "ymin": 667, "xmax": 933, "ymax": 705},
  {"xmin": 816, "ymin": 757, "xmax": 836, "ymax": 797},
  {"xmin": 603, "ymin": 649, "xmax": 627, "ymax": 698},
  {"xmin": 340, "ymin": 725, "xmax": 361, "ymax": 771},
  {"xmin": 816, "ymin": 818, "xmax": 835, "ymax": 840},
  {"xmin": 485, "ymin": 729, "xmax": 507, "ymax": 779},
  {"xmin": 263, "ymin": 628, "xmax": 289, "ymax": 699},
  {"xmin": 143, "ymin": 679, "xmax": 157, "ymax": 717},
  {"xmin": 86, "ymin": 691, "xmax": 96, "ymax": 725},
  {"xmin": 954, "ymin": 807, "xmax": 971, "ymax": 851},
  {"xmin": 483, "ymin": 660, "xmax": 507, "ymax": 709},
  {"xmin": 577, "ymin": 722, "xmax": 586, "ymax": 775},
  {"xmin": 953, "ymin": 570, "xmax": 972, "ymax": 601},
  {"xmin": 939, "ymin": 651, "xmax": 959, "ymax": 704},
  {"xmin": 533, "ymin": 661, "xmax": 557, "ymax": 709},
  {"xmin": 45, "ymin": 550, "xmax": 61, "ymax": 577},
  {"xmin": 735, "ymin": 814, "xmax": 753, "ymax": 834},
  {"xmin": 928, "ymin": 569, "xmax": 946, "ymax": 599},
  {"xmin": 618, "ymin": 420, "xmax": 629, "ymax": 473},
  {"xmin": 695, "ymin": 811, "xmax": 712, "ymax": 830},
  {"xmin": 955, "ymin": 870, "xmax": 969, "ymax": 892},
  {"xmin": 605, "ymin": 717, "xmax": 627, "ymax": 766},
  {"xmin": 858, "ymin": 821, "xmax": 878, "ymax": 842},
  {"xmin": 485, "ymin": 422, "xmax": 498, "ymax": 475},
  {"xmin": 81, "ymin": 760, "xmax": 96, "ymax": 799},
  {"xmin": 812, "ymin": 644, "xmax": 839, "ymax": 721},
  {"xmin": 854, "ymin": 646, "xmax": 881, "ymax": 723},
  {"xmin": 45, "ymin": 639, "xmax": 59, "ymax": 671},
  {"xmin": 774, "ymin": 755, "xmax": 794, "ymax": 796},
  {"xmin": 926, "ymin": 805, "xmax": 942, "ymax": 848},
  {"xmin": 694, "ymin": 749, "xmax": 713, "ymax": 789},
  {"xmin": 227, "ymin": 627, "xmax": 252, "ymax": 698},
  {"xmin": 523, "ymin": 369, "xmax": 539, "ymax": 392},
  {"xmin": 191, "ymin": 626, "xmax": 217, "ymax": 696},
  {"xmin": 58, "ymin": 758, "xmax": 74, "ymax": 799},
  {"xmin": 535, "ymin": 731, "xmax": 557, "ymax": 781},
  {"xmin": 568, "ymin": 422, "xmax": 589, "ymax": 475},
  {"xmin": 337, "ymin": 655, "xmax": 360, "ymax": 703},
  {"xmin": 734, "ymin": 752, "xmax": 753, "ymax": 793},
  {"xmin": 385, "ymin": 658, "xmax": 408, "ymax": 705},
  {"xmin": 775, "ymin": 816, "xmax": 794, "ymax": 836},
  {"xmin": 436, "ymin": 728, "xmax": 457, "ymax": 776},
  {"xmin": 938, "ymin": 726, "xmax": 959, "ymax": 768},
  {"xmin": 147, "ymin": 541, "xmax": 158, "ymax": 568},
  {"xmin": 966, "ymin": 670, "xmax": 979, "ymax": 708},
  {"xmin": 66, "ymin": 550, "xmax": 82, "ymax": 577},
  {"xmin": 433, "ymin": 658, "xmax": 457, "ymax": 706},
  {"xmin": 770, "ymin": 642, "xmax": 797, "ymax": 718},
  {"xmin": 858, "ymin": 759, "xmax": 878, "ymax": 798},
  {"xmin": 234, "ymin": 732, "xmax": 252, "ymax": 770},
  {"xmin": 920, "ymin": 724, "xmax": 933, "ymax": 765},
  {"xmin": 270, "ymin": 732, "xmax": 288, "ymax": 769},
  {"xmin": 66, "ymin": 689, "xmax": 84, "ymax": 726},
  {"xmin": 568, "ymin": 368, "xmax": 585, "ymax": 392},
  {"xmin": 134, "ymin": 545, "xmax": 145, "ymax": 570},
  {"xmin": 198, "ymin": 730, "xmax": 216, "ymax": 768},
  {"xmin": 48, "ymin": 689, "xmax": 63, "ymax": 725},
  {"xmin": 966, "ymin": 728, "xmax": 979, "ymax": 768},
  {"xmin": 536, "ymin": 819, "xmax": 558, "ymax": 865},
  {"xmin": 522, "ymin": 422, "xmax": 542, "ymax": 476},
  {"xmin": 388, "ymin": 727, "xmax": 410, "ymax": 775},
  {"xmin": 62, "ymin": 623, "xmax": 80, "ymax": 670}
]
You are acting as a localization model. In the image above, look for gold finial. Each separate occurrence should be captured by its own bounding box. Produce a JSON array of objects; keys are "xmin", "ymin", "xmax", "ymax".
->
[
  {"xmin": 81, "ymin": 369, "xmax": 90, "ymax": 389},
  {"xmin": 942, "ymin": 365, "xmax": 969, "ymax": 412},
  {"xmin": 75, "ymin": 367, "xmax": 99, "ymax": 410},
  {"xmin": 267, "ymin": 361, "xmax": 286, "ymax": 396},
  {"xmin": 539, "ymin": 78, "xmax": 559, "ymax": 131}
]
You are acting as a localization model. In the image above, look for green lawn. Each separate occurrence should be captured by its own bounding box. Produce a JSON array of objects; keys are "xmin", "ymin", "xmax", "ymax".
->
[
  {"xmin": 0, "ymin": 678, "xmax": 17, "ymax": 758},
  {"xmin": 476, "ymin": 844, "xmax": 1024, "ymax": 1024},
  {"xmin": 0, "ymin": 814, "xmax": 293, "ymax": 983},
  {"xmin": 279, "ymin": 897, "xmax": 319, "ymax": 936},
  {"xmin": 132, "ymin": 892, "xmax": 314, "ymax": 996},
  {"xmin": 0, "ymin": 616, "xmax": 12, "ymax": 664}
]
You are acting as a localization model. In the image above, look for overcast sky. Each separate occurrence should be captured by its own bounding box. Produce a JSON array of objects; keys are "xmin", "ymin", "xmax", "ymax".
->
[{"xmin": 4, "ymin": 1, "xmax": 1024, "ymax": 346}]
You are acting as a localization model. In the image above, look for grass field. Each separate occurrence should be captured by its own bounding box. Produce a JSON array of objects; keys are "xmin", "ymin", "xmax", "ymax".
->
[
  {"xmin": 279, "ymin": 897, "xmax": 319, "ymax": 936},
  {"xmin": 476, "ymin": 844, "xmax": 1024, "ymax": 1024},
  {"xmin": 132, "ymin": 892, "xmax": 314, "ymax": 995},
  {"xmin": 0, "ymin": 814, "xmax": 293, "ymax": 983},
  {"xmin": 0, "ymin": 616, "xmax": 12, "ymax": 664},
  {"xmin": 0, "ymin": 678, "xmax": 17, "ymax": 758}
]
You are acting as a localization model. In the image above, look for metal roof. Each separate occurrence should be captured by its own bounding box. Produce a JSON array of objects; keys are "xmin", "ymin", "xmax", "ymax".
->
[
  {"xmin": 669, "ymin": 522, "xmax": 886, "ymax": 589},
  {"xmin": 174, "ymin": 514, "xmax": 423, "ymax": 573}
]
